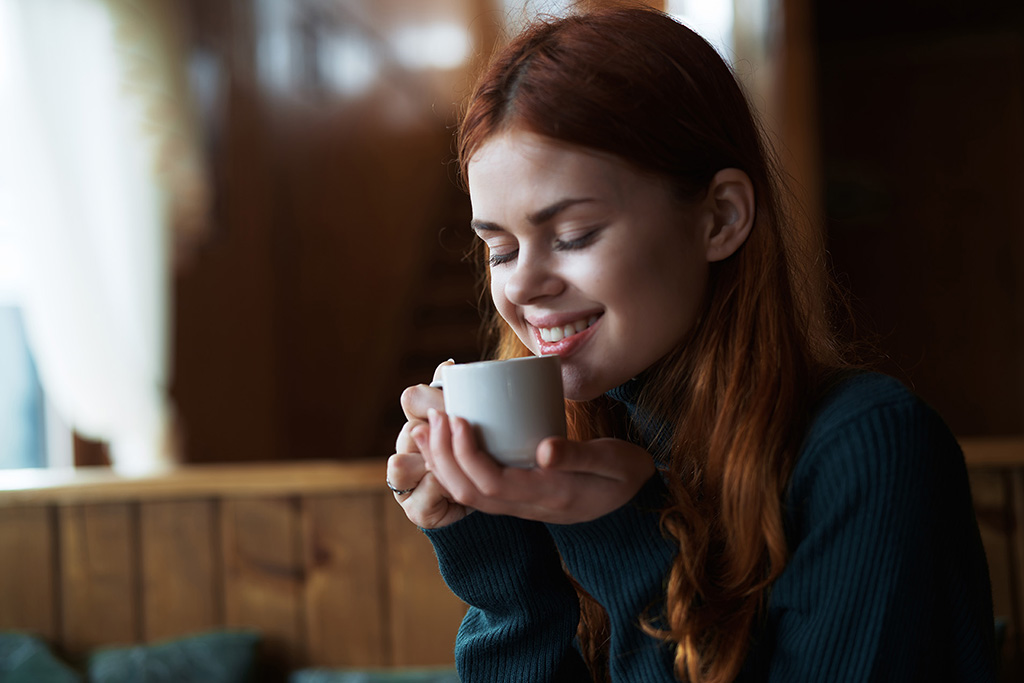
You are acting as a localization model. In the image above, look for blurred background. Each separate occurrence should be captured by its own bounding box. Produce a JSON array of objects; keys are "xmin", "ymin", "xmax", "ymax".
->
[{"xmin": 0, "ymin": 0, "xmax": 1021, "ymax": 471}]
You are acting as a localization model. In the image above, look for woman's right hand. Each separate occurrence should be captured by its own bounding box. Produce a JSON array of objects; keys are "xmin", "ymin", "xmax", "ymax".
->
[{"xmin": 387, "ymin": 360, "xmax": 470, "ymax": 529}]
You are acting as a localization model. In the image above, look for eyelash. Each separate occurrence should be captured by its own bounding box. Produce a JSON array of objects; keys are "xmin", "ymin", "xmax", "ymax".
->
[{"xmin": 487, "ymin": 229, "xmax": 601, "ymax": 267}]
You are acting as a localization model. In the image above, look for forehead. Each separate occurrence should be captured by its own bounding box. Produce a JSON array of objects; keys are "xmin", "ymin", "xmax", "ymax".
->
[{"xmin": 466, "ymin": 130, "xmax": 629, "ymax": 212}]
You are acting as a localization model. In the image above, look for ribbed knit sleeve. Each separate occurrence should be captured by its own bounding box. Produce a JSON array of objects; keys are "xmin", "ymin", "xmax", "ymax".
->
[
  {"xmin": 546, "ymin": 474, "xmax": 678, "ymax": 681},
  {"xmin": 423, "ymin": 512, "xmax": 590, "ymax": 682},
  {"xmin": 749, "ymin": 374, "xmax": 996, "ymax": 682}
]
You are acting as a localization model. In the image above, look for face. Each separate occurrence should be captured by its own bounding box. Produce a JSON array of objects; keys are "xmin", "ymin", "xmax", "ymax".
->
[{"xmin": 467, "ymin": 128, "xmax": 712, "ymax": 401}]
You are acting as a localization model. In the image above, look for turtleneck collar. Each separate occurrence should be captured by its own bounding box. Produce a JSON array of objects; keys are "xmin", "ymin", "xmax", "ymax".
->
[
  {"xmin": 604, "ymin": 373, "xmax": 673, "ymax": 464},
  {"xmin": 605, "ymin": 374, "xmax": 645, "ymax": 407}
]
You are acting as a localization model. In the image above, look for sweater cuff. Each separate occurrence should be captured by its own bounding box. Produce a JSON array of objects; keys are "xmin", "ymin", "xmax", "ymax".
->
[
  {"xmin": 545, "ymin": 474, "xmax": 677, "ymax": 602},
  {"xmin": 424, "ymin": 513, "xmax": 568, "ymax": 612}
]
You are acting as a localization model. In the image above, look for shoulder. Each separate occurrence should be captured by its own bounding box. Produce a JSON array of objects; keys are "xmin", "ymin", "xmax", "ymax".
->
[
  {"xmin": 804, "ymin": 372, "xmax": 925, "ymax": 440},
  {"xmin": 790, "ymin": 372, "xmax": 964, "ymax": 503}
]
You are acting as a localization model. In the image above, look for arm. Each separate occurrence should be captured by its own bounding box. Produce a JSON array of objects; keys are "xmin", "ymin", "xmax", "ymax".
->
[
  {"xmin": 760, "ymin": 393, "xmax": 996, "ymax": 682},
  {"xmin": 424, "ymin": 513, "xmax": 590, "ymax": 682},
  {"xmin": 418, "ymin": 407, "xmax": 673, "ymax": 680},
  {"xmin": 391, "ymin": 365, "xmax": 589, "ymax": 681},
  {"xmin": 545, "ymin": 474, "xmax": 679, "ymax": 682}
]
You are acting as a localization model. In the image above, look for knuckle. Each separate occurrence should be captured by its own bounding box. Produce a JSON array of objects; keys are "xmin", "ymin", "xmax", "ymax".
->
[
  {"xmin": 451, "ymin": 486, "xmax": 478, "ymax": 507},
  {"xmin": 477, "ymin": 479, "xmax": 501, "ymax": 498},
  {"xmin": 400, "ymin": 385, "xmax": 423, "ymax": 416},
  {"xmin": 389, "ymin": 452, "xmax": 409, "ymax": 475}
]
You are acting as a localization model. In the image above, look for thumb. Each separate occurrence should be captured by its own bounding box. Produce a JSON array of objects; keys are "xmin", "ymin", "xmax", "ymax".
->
[
  {"xmin": 538, "ymin": 437, "xmax": 653, "ymax": 480},
  {"xmin": 536, "ymin": 437, "xmax": 608, "ymax": 475}
]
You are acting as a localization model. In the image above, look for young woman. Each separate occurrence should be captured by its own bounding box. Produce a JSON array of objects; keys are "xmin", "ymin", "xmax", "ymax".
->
[{"xmin": 386, "ymin": 7, "xmax": 995, "ymax": 682}]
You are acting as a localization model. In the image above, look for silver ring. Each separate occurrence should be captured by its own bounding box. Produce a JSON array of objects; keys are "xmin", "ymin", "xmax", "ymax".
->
[{"xmin": 386, "ymin": 478, "xmax": 415, "ymax": 496}]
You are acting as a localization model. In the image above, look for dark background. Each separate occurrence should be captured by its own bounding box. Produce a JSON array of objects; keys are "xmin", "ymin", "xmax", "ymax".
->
[{"xmin": 163, "ymin": 0, "xmax": 1024, "ymax": 464}]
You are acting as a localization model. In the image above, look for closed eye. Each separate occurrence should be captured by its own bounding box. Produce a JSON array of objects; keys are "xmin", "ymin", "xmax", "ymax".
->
[
  {"xmin": 488, "ymin": 250, "xmax": 517, "ymax": 267},
  {"xmin": 553, "ymin": 228, "xmax": 602, "ymax": 252}
]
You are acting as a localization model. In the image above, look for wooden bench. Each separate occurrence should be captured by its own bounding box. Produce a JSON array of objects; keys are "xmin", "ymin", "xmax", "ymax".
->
[
  {"xmin": 1, "ymin": 438, "xmax": 1022, "ymax": 676},
  {"xmin": 0, "ymin": 459, "xmax": 466, "ymax": 674}
]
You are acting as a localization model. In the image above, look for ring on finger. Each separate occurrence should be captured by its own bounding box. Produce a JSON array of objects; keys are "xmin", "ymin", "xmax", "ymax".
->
[{"xmin": 386, "ymin": 478, "xmax": 416, "ymax": 496}]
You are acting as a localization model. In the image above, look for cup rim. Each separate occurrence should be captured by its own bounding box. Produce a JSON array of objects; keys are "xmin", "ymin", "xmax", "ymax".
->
[{"xmin": 445, "ymin": 354, "xmax": 559, "ymax": 369}]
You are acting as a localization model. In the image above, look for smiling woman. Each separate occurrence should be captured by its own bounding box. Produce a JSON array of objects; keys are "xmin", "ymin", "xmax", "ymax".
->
[
  {"xmin": 467, "ymin": 130, "xmax": 721, "ymax": 401},
  {"xmin": 387, "ymin": 6, "xmax": 996, "ymax": 683}
]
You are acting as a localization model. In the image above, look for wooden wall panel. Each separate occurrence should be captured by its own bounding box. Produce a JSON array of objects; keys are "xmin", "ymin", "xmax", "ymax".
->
[
  {"xmin": 221, "ymin": 498, "xmax": 304, "ymax": 672},
  {"xmin": 0, "ymin": 505, "xmax": 56, "ymax": 638},
  {"xmin": 140, "ymin": 500, "xmax": 220, "ymax": 641},
  {"xmin": 384, "ymin": 501, "xmax": 465, "ymax": 667},
  {"xmin": 59, "ymin": 503, "xmax": 139, "ymax": 652},
  {"xmin": 302, "ymin": 493, "xmax": 387, "ymax": 667},
  {"xmin": 970, "ymin": 472, "xmax": 1019, "ymax": 654}
]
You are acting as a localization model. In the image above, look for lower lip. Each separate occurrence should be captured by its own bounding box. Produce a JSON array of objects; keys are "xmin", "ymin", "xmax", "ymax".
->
[{"xmin": 534, "ymin": 318, "xmax": 600, "ymax": 357}]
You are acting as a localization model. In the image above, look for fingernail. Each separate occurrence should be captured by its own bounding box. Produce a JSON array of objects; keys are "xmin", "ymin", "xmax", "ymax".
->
[{"xmin": 428, "ymin": 408, "xmax": 439, "ymax": 427}]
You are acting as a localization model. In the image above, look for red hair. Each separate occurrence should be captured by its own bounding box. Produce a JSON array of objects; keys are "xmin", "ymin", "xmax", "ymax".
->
[{"xmin": 459, "ymin": 7, "xmax": 846, "ymax": 682}]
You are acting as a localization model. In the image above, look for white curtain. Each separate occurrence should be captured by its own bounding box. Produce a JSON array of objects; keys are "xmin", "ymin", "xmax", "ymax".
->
[{"xmin": 0, "ymin": 0, "xmax": 202, "ymax": 472}]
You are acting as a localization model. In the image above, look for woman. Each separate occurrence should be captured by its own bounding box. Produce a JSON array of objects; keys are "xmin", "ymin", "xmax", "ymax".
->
[{"xmin": 387, "ymin": 7, "xmax": 995, "ymax": 682}]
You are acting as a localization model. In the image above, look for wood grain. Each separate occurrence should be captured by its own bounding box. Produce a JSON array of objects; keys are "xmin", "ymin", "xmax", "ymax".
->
[
  {"xmin": 0, "ymin": 505, "xmax": 57, "ymax": 638},
  {"xmin": 970, "ymin": 471, "xmax": 1018, "ymax": 652},
  {"xmin": 222, "ymin": 497, "xmax": 304, "ymax": 672},
  {"xmin": 140, "ymin": 499, "xmax": 220, "ymax": 640},
  {"xmin": 59, "ymin": 503, "xmax": 139, "ymax": 652},
  {"xmin": 384, "ymin": 500, "xmax": 465, "ymax": 667},
  {"xmin": 302, "ymin": 493, "xmax": 387, "ymax": 667}
]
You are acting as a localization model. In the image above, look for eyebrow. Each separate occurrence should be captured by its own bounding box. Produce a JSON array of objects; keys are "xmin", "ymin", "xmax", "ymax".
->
[{"xmin": 471, "ymin": 198, "xmax": 596, "ymax": 234}]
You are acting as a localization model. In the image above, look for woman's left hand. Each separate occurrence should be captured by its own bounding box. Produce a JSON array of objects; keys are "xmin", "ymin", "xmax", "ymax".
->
[{"xmin": 413, "ymin": 409, "xmax": 656, "ymax": 525}]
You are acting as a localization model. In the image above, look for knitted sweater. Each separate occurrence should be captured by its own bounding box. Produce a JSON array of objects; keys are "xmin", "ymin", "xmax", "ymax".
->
[{"xmin": 424, "ymin": 373, "xmax": 996, "ymax": 682}]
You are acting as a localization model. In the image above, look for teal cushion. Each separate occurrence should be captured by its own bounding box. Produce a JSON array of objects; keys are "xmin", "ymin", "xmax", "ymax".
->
[
  {"xmin": 0, "ymin": 631, "xmax": 83, "ymax": 683},
  {"xmin": 87, "ymin": 630, "xmax": 260, "ymax": 683},
  {"xmin": 290, "ymin": 669, "xmax": 459, "ymax": 683}
]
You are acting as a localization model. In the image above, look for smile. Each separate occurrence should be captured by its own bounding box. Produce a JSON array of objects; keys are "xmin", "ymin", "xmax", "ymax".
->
[{"xmin": 537, "ymin": 315, "xmax": 600, "ymax": 343}]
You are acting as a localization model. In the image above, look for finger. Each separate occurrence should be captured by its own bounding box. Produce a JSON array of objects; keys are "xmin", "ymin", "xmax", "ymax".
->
[
  {"xmin": 400, "ymin": 383, "xmax": 445, "ymax": 423},
  {"xmin": 426, "ymin": 409, "xmax": 482, "ymax": 504},
  {"xmin": 387, "ymin": 452, "xmax": 427, "ymax": 495},
  {"xmin": 411, "ymin": 423, "xmax": 432, "ymax": 470},
  {"xmin": 400, "ymin": 471, "xmax": 465, "ymax": 529},
  {"xmin": 449, "ymin": 416, "xmax": 513, "ymax": 498},
  {"xmin": 396, "ymin": 419, "xmax": 426, "ymax": 454}
]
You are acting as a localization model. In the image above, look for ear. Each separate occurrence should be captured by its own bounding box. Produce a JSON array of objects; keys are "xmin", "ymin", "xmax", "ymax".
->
[{"xmin": 702, "ymin": 168, "xmax": 754, "ymax": 263}]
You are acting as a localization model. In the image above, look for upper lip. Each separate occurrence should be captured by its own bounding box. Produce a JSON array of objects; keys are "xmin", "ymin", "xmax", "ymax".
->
[{"xmin": 525, "ymin": 310, "xmax": 603, "ymax": 329}]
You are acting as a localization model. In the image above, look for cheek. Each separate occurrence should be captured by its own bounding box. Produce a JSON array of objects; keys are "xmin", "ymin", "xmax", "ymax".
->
[{"xmin": 490, "ymin": 275, "xmax": 514, "ymax": 321}]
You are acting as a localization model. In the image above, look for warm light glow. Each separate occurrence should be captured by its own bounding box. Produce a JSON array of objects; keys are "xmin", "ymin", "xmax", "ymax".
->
[
  {"xmin": 319, "ymin": 32, "xmax": 379, "ymax": 95},
  {"xmin": 667, "ymin": 0, "xmax": 735, "ymax": 62},
  {"xmin": 391, "ymin": 22, "xmax": 469, "ymax": 71}
]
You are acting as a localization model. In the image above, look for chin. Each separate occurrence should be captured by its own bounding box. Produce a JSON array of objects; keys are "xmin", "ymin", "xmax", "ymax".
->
[{"xmin": 560, "ymin": 370, "xmax": 608, "ymax": 403}]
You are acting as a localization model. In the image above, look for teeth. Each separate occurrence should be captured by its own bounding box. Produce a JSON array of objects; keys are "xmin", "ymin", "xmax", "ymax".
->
[{"xmin": 537, "ymin": 315, "xmax": 599, "ymax": 344}]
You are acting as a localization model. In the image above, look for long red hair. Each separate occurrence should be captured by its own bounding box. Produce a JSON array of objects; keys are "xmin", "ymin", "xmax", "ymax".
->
[{"xmin": 458, "ymin": 7, "xmax": 847, "ymax": 682}]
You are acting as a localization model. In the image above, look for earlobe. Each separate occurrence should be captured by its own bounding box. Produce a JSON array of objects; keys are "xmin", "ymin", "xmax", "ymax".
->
[{"xmin": 704, "ymin": 168, "xmax": 755, "ymax": 263}]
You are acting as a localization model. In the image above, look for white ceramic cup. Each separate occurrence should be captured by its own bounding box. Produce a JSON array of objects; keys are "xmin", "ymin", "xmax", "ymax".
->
[{"xmin": 440, "ymin": 355, "xmax": 566, "ymax": 468}]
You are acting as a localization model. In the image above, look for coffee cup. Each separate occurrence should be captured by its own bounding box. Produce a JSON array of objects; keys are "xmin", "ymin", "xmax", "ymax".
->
[{"xmin": 440, "ymin": 355, "xmax": 566, "ymax": 468}]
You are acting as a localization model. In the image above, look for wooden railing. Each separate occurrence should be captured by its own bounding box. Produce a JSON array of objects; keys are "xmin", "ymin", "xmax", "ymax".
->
[
  {"xmin": 0, "ymin": 460, "xmax": 466, "ymax": 676},
  {"xmin": 1, "ymin": 439, "xmax": 1022, "ymax": 676},
  {"xmin": 960, "ymin": 437, "xmax": 1024, "ymax": 676}
]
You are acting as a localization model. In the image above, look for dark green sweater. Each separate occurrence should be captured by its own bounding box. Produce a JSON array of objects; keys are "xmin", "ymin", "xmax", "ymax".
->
[{"xmin": 424, "ymin": 373, "xmax": 996, "ymax": 681}]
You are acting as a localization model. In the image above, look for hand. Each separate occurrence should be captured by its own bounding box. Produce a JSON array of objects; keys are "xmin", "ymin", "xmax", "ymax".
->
[
  {"xmin": 388, "ymin": 360, "xmax": 470, "ymax": 529},
  {"xmin": 415, "ymin": 409, "xmax": 656, "ymax": 525}
]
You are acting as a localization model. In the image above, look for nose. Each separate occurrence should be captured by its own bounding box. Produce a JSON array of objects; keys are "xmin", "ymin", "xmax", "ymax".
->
[{"xmin": 502, "ymin": 249, "xmax": 564, "ymax": 305}]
